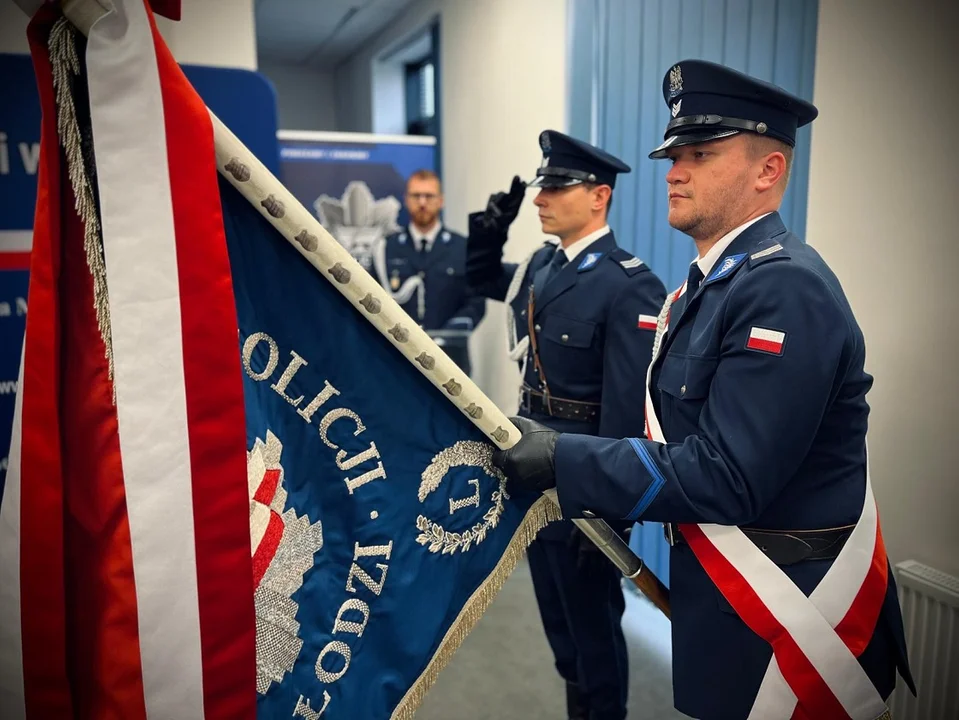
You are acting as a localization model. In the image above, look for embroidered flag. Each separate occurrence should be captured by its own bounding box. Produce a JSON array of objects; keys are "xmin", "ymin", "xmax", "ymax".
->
[
  {"xmin": 637, "ymin": 314, "xmax": 657, "ymax": 331},
  {"xmin": 746, "ymin": 327, "xmax": 786, "ymax": 355},
  {"xmin": 0, "ymin": 3, "xmax": 553, "ymax": 719}
]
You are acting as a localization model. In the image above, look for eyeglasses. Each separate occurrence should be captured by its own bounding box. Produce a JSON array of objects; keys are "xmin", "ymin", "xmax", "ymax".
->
[{"xmin": 407, "ymin": 193, "xmax": 440, "ymax": 202}]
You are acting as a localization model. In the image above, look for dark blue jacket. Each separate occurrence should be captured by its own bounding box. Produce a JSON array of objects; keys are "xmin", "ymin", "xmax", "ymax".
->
[
  {"xmin": 551, "ymin": 213, "xmax": 915, "ymax": 719},
  {"xmin": 471, "ymin": 229, "xmax": 667, "ymax": 441},
  {"xmin": 381, "ymin": 226, "xmax": 485, "ymax": 334}
]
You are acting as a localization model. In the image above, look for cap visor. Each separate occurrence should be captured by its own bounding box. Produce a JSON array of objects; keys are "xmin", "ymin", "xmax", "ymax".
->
[
  {"xmin": 648, "ymin": 129, "xmax": 741, "ymax": 159},
  {"xmin": 528, "ymin": 176, "xmax": 584, "ymax": 188}
]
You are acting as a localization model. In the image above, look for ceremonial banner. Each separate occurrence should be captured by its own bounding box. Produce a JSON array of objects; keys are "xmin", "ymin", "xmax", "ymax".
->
[
  {"xmin": 277, "ymin": 130, "xmax": 436, "ymax": 273},
  {"xmin": 0, "ymin": 46, "xmax": 278, "ymax": 501},
  {"xmin": 0, "ymin": 3, "xmax": 553, "ymax": 719}
]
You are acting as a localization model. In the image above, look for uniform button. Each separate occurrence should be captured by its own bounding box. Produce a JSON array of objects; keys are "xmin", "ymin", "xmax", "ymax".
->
[
  {"xmin": 446, "ymin": 267, "xmax": 455, "ymax": 275},
  {"xmin": 418, "ymin": 271, "xmax": 425, "ymax": 278},
  {"xmin": 535, "ymin": 324, "xmax": 542, "ymax": 332},
  {"xmin": 561, "ymin": 333, "xmax": 569, "ymax": 342},
  {"xmin": 681, "ymin": 384, "xmax": 687, "ymax": 395}
]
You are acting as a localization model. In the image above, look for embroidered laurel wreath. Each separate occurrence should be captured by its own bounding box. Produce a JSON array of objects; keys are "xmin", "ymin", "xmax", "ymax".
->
[{"xmin": 415, "ymin": 440, "xmax": 509, "ymax": 555}]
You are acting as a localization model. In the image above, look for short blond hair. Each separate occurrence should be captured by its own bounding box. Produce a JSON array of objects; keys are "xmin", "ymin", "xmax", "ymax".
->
[{"xmin": 407, "ymin": 169, "xmax": 441, "ymax": 190}]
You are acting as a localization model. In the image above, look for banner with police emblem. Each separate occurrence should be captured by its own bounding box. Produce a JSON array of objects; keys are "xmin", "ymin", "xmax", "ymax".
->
[
  {"xmin": 0, "ymin": 4, "xmax": 555, "ymax": 719},
  {"xmin": 221, "ymin": 174, "xmax": 553, "ymax": 718}
]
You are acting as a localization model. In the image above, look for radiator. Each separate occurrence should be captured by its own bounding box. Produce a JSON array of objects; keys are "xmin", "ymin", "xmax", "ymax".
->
[{"xmin": 888, "ymin": 560, "xmax": 959, "ymax": 720}]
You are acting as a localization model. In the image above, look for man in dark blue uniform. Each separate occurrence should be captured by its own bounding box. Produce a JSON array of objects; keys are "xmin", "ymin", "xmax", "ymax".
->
[
  {"xmin": 467, "ymin": 131, "xmax": 667, "ymax": 720},
  {"xmin": 374, "ymin": 169, "xmax": 485, "ymax": 375},
  {"xmin": 491, "ymin": 62, "xmax": 915, "ymax": 720}
]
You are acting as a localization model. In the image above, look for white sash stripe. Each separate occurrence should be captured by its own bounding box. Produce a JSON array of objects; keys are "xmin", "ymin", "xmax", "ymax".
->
[
  {"xmin": 0, "ymin": 344, "xmax": 26, "ymax": 720},
  {"xmin": 87, "ymin": 1, "xmax": 205, "ymax": 717},
  {"xmin": 748, "ymin": 458, "xmax": 881, "ymax": 718},
  {"xmin": 644, "ymin": 280, "xmax": 886, "ymax": 719},
  {"xmin": 704, "ymin": 523, "xmax": 886, "ymax": 719}
]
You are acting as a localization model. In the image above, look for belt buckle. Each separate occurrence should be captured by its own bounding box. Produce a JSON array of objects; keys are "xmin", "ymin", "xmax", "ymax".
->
[
  {"xmin": 664, "ymin": 523, "xmax": 676, "ymax": 546},
  {"xmin": 519, "ymin": 388, "xmax": 531, "ymax": 414}
]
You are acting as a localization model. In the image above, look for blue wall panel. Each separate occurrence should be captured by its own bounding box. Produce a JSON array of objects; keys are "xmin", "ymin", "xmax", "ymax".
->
[{"xmin": 567, "ymin": 0, "xmax": 820, "ymax": 587}]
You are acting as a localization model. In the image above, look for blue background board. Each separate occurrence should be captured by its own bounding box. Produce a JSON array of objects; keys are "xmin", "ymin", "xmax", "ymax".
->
[
  {"xmin": 0, "ymin": 53, "xmax": 41, "ymax": 236},
  {"xmin": 0, "ymin": 50, "xmax": 280, "ymax": 498},
  {"xmin": 278, "ymin": 136, "xmax": 437, "ymax": 232},
  {"xmin": 219, "ymin": 175, "xmax": 538, "ymax": 718},
  {"xmin": 185, "ymin": 65, "xmax": 280, "ymax": 177}
]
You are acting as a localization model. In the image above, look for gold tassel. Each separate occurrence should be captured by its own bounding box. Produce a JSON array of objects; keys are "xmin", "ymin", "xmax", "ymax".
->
[
  {"xmin": 48, "ymin": 17, "xmax": 115, "ymax": 399},
  {"xmin": 390, "ymin": 496, "xmax": 562, "ymax": 720}
]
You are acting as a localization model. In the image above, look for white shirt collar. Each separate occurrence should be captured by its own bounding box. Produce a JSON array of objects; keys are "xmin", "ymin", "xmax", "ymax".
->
[
  {"xmin": 409, "ymin": 221, "xmax": 442, "ymax": 252},
  {"xmin": 560, "ymin": 225, "xmax": 611, "ymax": 263},
  {"xmin": 695, "ymin": 213, "xmax": 772, "ymax": 279}
]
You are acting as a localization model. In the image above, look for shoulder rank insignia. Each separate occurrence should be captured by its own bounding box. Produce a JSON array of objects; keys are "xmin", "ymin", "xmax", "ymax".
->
[
  {"xmin": 578, "ymin": 252, "xmax": 603, "ymax": 271},
  {"xmin": 619, "ymin": 257, "xmax": 644, "ymax": 270},
  {"xmin": 751, "ymin": 243, "xmax": 784, "ymax": 261},
  {"xmin": 705, "ymin": 252, "xmax": 747, "ymax": 283}
]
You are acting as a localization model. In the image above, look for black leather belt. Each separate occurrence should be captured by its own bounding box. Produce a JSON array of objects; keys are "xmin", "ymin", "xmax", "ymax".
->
[
  {"xmin": 519, "ymin": 386, "xmax": 600, "ymax": 423},
  {"xmin": 664, "ymin": 523, "xmax": 855, "ymax": 566}
]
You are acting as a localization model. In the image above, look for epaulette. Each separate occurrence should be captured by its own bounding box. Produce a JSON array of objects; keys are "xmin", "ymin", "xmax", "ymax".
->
[
  {"xmin": 608, "ymin": 247, "xmax": 646, "ymax": 276},
  {"xmin": 748, "ymin": 239, "xmax": 791, "ymax": 267}
]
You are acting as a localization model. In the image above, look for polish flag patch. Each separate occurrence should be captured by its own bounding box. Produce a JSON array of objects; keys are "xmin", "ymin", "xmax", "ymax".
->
[
  {"xmin": 746, "ymin": 326, "xmax": 786, "ymax": 355},
  {"xmin": 638, "ymin": 314, "xmax": 657, "ymax": 330}
]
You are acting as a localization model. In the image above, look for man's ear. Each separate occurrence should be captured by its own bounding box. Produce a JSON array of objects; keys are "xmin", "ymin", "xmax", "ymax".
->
[
  {"xmin": 756, "ymin": 151, "xmax": 787, "ymax": 193},
  {"xmin": 592, "ymin": 184, "xmax": 612, "ymax": 212}
]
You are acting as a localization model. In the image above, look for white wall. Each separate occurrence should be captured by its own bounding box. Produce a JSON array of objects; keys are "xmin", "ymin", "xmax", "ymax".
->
[
  {"xmin": 154, "ymin": 0, "xmax": 256, "ymax": 69},
  {"xmin": 335, "ymin": 0, "xmax": 568, "ymax": 411},
  {"xmin": 259, "ymin": 61, "xmax": 336, "ymax": 131},
  {"xmin": 371, "ymin": 60, "xmax": 406, "ymax": 135},
  {"xmin": 334, "ymin": 2, "xmax": 440, "ymax": 133},
  {"xmin": 1, "ymin": 1, "xmax": 256, "ymax": 68},
  {"xmin": 0, "ymin": 3, "xmax": 30, "ymax": 54},
  {"xmin": 807, "ymin": 0, "xmax": 959, "ymax": 577}
]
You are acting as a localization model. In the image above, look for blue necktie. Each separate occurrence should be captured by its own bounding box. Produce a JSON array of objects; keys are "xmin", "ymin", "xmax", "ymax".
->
[
  {"xmin": 674, "ymin": 263, "xmax": 704, "ymax": 319},
  {"xmin": 544, "ymin": 248, "xmax": 568, "ymax": 286},
  {"xmin": 687, "ymin": 263, "xmax": 704, "ymax": 296}
]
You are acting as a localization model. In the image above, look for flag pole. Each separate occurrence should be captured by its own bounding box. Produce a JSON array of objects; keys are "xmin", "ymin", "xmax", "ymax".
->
[{"xmin": 55, "ymin": 0, "xmax": 669, "ymax": 619}]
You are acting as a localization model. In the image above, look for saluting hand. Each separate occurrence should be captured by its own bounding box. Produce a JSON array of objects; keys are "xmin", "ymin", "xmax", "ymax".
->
[
  {"xmin": 491, "ymin": 416, "xmax": 559, "ymax": 493},
  {"xmin": 481, "ymin": 175, "xmax": 527, "ymax": 233}
]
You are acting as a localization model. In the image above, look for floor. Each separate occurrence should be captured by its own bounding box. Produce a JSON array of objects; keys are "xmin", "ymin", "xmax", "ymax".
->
[{"xmin": 414, "ymin": 558, "xmax": 687, "ymax": 719}]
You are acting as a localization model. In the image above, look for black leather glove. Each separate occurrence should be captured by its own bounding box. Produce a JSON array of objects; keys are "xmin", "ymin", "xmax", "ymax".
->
[
  {"xmin": 480, "ymin": 175, "xmax": 527, "ymax": 232},
  {"xmin": 491, "ymin": 416, "xmax": 559, "ymax": 493}
]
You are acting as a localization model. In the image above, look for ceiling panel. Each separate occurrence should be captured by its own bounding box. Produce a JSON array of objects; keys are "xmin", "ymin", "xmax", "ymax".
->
[{"xmin": 255, "ymin": 0, "xmax": 422, "ymax": 68}]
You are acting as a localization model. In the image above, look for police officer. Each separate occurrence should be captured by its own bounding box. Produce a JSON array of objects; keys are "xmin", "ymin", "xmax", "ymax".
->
[
  {"xmin": 375, "ymin": 170, "xmax": 485, "ymax": 375},
  {"xmin": 467, "ymin": 130, "xmax": 667, "ymax": 720},
  {"xmin": 491, "ymin": 62, "xmax": 915, "ymax": 720}
]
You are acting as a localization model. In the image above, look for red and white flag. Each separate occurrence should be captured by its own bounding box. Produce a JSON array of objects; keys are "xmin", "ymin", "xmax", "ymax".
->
[
  {"xmin": 0, "ymin": 2, "xmax": 256, "ymax": 718},
  {"xmin": 746, "ymin": 326, "xmax": 786, "ymax": 355},
  {"xmin": 637, "ymin": 313, "xmax": 657, "ymax": 331}
]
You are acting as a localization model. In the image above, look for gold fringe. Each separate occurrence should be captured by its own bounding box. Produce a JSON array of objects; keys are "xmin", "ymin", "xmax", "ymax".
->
[
  {"xmin": 48, "ymin": 17, "xmax": 115, "ymax": 396},
  {"xmin": 390, "ymin": 495, "xmax": 563, "ymax": 720}
]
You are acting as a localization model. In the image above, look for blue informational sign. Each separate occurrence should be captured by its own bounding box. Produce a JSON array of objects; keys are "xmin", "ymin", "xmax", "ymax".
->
[
  {"xmin": 277, "ymin": 131, "xmax": 437, "ymax": 272},
  {"xmin": 0, "ymin": 49, "xmax": 280, "ymax": 495}
]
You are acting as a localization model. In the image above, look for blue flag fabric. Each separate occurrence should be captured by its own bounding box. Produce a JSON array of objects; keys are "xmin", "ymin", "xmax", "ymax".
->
[{"xmin": 218, "ymin": 176, "xmax": 546, "ymax": 719}]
